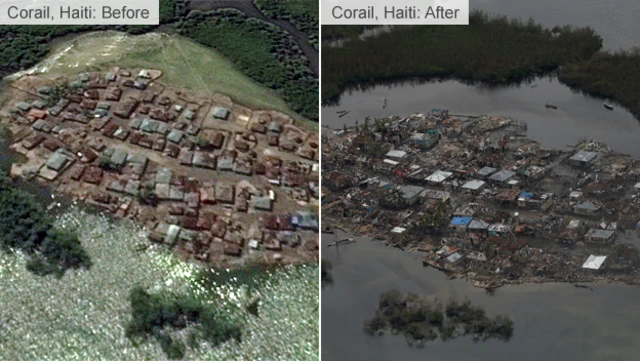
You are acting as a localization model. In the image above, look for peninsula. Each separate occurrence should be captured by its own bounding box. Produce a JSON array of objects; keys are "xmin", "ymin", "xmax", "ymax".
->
[
  {"xmin": 1, "ymin": 69, "xmax": 319, "ymax": 269},
  {"xmin": 322, "ymin": 111, "xmax": 640, "ymax": 288}
]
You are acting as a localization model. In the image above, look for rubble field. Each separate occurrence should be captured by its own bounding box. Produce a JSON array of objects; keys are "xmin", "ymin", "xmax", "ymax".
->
[
  {"xmin": 1, "ymin": 68, "xmax": 319, "ymax": 268},
  {"xmin": 322, "ymin": 111, "xmax": 640, "ymax": 288}
]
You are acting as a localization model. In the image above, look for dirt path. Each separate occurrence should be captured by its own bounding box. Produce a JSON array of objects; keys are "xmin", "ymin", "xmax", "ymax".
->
[{"xmin": 187, "ymin": 0, "xmax": 319, "ymax": 76}]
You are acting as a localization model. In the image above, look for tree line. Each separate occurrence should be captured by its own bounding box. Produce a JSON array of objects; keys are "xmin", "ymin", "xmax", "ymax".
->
[
  {"xmin": 0, "ymin": 173, "xmax": 91, "ymax": 277},
  {"xmin": 0, "ymin": 0, "xmax": 318, "ymax": 121},
  {"xmin": 176, "ymin": 10, "xmax": 318, "ymax": 121},
  {"xmin": 322, "ymin": 11, "xmax": 603, "ymax": 105},
  {"xmin": 364, "ymin": 290, "xmax": 514, "ymax": 346}
]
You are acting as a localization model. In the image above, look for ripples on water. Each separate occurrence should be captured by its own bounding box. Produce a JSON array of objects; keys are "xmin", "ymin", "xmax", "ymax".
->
[{"xmin": 0, "ymin": 207, "xmax": 318, "ymax": 361}]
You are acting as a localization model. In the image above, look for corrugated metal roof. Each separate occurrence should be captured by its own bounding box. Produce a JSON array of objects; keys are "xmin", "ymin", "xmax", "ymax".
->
[
  {"xmin": 450, "ymin": 216, "xmax": 472, "ymax": 226},
  {"xmin": 570, "ymin": 150, "xmax": 597, "ymax": 163},
  {"xmin": 462, "ymin": 180, "xmax": 485, "ymax": 190},
  {"xmin": 489, "ymin": 170, "xmax": 515, "ymax": 182},
  {"xmin": 426, "ymin": 170, "xmax": 452, "ymax": 183},
  {"xmin": 582, "ymin": 255, "xmax": 607, "ymax": 270}
]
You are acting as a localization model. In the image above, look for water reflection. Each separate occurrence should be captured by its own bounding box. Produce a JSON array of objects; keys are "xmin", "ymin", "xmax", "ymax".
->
[
  {"xmin": 0, "ymin": 207, "xmax": 319, "ymax": 360},
  {"xmin": 322, "ymin": 230, "xmax": 640, "ymax": 361},
  {"xmin": 322, "ymin": 78, "xmax": 640, "ymax": 158}
]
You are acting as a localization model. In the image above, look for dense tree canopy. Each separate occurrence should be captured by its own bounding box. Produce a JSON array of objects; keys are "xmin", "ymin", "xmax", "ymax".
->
[
  {"xmin": 322, "ymin": 11, "xmax": 602, "ymax": 104},
  {"xmin": 126, "ymin": 286, "xmax": 242, "ymax": 359},
  {"xmin": 0, "ymin": 173, "xmax": 91, "ymax": 277}
]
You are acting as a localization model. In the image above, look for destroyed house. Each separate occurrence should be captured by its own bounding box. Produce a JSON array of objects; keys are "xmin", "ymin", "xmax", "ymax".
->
[
  {"xmin": 324, "ymin": 171, "xmax": 355, "ymax": 190},
  {"xmin": 517, "ymin": 192, "xmax": 553, "ymax": 210},
  {"xmin": 408, "ymin": 130, "xmax": 439, "ymax": 149},
  {"xmin": 495, "ymin": 189, "xmax": 520, "ymax": 204},
  {"xmin": 422, "ymin": 190, "xmax": 450, "ymax": 203},
  {"xmin": 523, "ymin": 165, "xmax": 547, "ymax": 179},
  {"xmin": 488, "ymin": 224, "xmax": 511, "ymax": 236}
]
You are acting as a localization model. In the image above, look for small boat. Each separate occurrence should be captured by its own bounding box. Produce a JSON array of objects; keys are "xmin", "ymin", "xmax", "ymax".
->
[
  {"xmin": 383, "ymin": 98, "xmax": 387, "ymax": 109},
  {"xmin": 604, "ymin": 100, "xmax": 614, "ymax": 110},
  {"xmin": 473, "ymin": 280, "xmax": 503, "ymax": 289},
  {"xmin": 545, "ymin": 103, "xmax": 557, "ymax": 110},
  {"xmin": 574, "ymin": 284, "xmax": 594, "ymax": 291}
]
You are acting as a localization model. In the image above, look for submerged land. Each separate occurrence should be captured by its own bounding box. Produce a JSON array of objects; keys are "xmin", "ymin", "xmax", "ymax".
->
[{"xmin": 322, "ymin": 110, "xmax": 640, "ymax": 288}]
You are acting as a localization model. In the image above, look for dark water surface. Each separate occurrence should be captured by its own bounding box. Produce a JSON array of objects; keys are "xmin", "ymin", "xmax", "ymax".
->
[
  {"xmin": 322, "ymin": 231, "xmax": 640, "ymax": 361},
  {"xmin": 323, "ymin": 0, "xmax": 640, "ymax": 157},
  {"xmin": 322, "ymin": 79, "xmax": 640, "ymax": 158},
  {"xmin": 322, "ymin": 2, "xmax": 640, "ymax": 359}
]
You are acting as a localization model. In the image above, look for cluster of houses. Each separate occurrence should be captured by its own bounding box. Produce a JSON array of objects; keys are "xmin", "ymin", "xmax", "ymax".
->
[
  {"xmin": 322, "ymin": 112, "xmax": 640, "ymax": 281},
  {"xmin": 3, "ymin": 69, "xmax": 319, "ymax": 266}
]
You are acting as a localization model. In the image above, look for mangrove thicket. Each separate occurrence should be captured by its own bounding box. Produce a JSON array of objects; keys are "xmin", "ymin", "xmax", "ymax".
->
[
  {"xmin": 364, "ymin": 290, "xmax": 514, "ymax": 346},
  {"xmin": 0, "ymin": 173, "xmax": 91, "ymax": 277},
  {"xmin": 321, "ymin": 11, "xmax": 602, "ymax": 103}
]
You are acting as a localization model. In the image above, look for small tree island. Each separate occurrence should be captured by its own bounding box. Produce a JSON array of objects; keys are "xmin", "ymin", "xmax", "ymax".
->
[{"xmin": 364, "ymin": 290, "xmax": 514, "ymax": 346}]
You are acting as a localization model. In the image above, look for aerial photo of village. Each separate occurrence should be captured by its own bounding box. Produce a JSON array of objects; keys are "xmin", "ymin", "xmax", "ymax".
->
[
  {"xmin": 6, "ymin": 68, "xmax": 319, "ymax": 267},
  {"xmin": 321, "ymin": 2, "xmax": 640, "ymax": 361},
  {"xmin": 0, "ymin": 1, "xmax": 319, "ymax": 360}
]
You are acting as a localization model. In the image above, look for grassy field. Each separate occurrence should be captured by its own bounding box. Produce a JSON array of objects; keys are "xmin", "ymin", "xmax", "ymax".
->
[
  {"xmin": 10, "ymin": 31, "xmax": 317, "ymax": 130},
  {"xmin": 176, "ymin": 10, "xmax": 318, "ymax": 123}
]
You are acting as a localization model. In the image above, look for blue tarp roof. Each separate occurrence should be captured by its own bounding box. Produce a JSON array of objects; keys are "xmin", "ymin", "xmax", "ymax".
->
[
  {"xmin": 450, "ymin": 216, "xmax": 472, "ymax": 226},
  {"xmin": 519, "ymin": 192, "xmax": 534, "ymax": 198}
]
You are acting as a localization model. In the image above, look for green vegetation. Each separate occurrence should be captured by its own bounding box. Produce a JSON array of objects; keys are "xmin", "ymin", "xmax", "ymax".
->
[
  {"xmin": 558, "ymin": 49, "xmax": 640, "ymax": 118},
  {"xmin": 138, "ymin": 184, "xmax": 159, "ymax": 207},
  {"xmin": 364, "ymin": 290, "xmax": 514, "ymax": 346},
  {"xmin": 254, "ymin": 0, "xmax": 319, "ymax": 49},
  {"xmin": 97, "ymin": 154, "xmax": 123, "ymax": 172},
  {"xmin": 321, "ymin": 25, "xmax": 376, "ymax": 42},
  {"xmin": 0, "ymin": 1, "xmax": 185, "ymax": 75},
  {"xmin": 0, "ymin": 173, "xmax": 91, "ymax": 277},
  {"xmin": 176, "ymin": 10, "xmax": 318, "ymax": 121},
  {"xmin": 36, "ymin": 33, "xmax": 299, "ymax": 123},
  {"xmin": 0, "ymin": 0, "xmax": 318, "ymax": 122},
  {"xmin": 322, "ymin": 11, "xmax": 602, "ymax": 103},
  {"xmin": 126, "ymin": 286, "xmax": 242, "ymax": 360}
]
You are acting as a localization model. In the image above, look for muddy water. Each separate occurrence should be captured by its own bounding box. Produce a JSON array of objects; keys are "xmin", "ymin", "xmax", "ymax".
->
[
  {"xmin": 322, "ymin": 230, "xmax": 640, "ymax": 361},
  {"xmin": 322, "ymin": 78, "xmax": 640, "ymax": 158}
]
